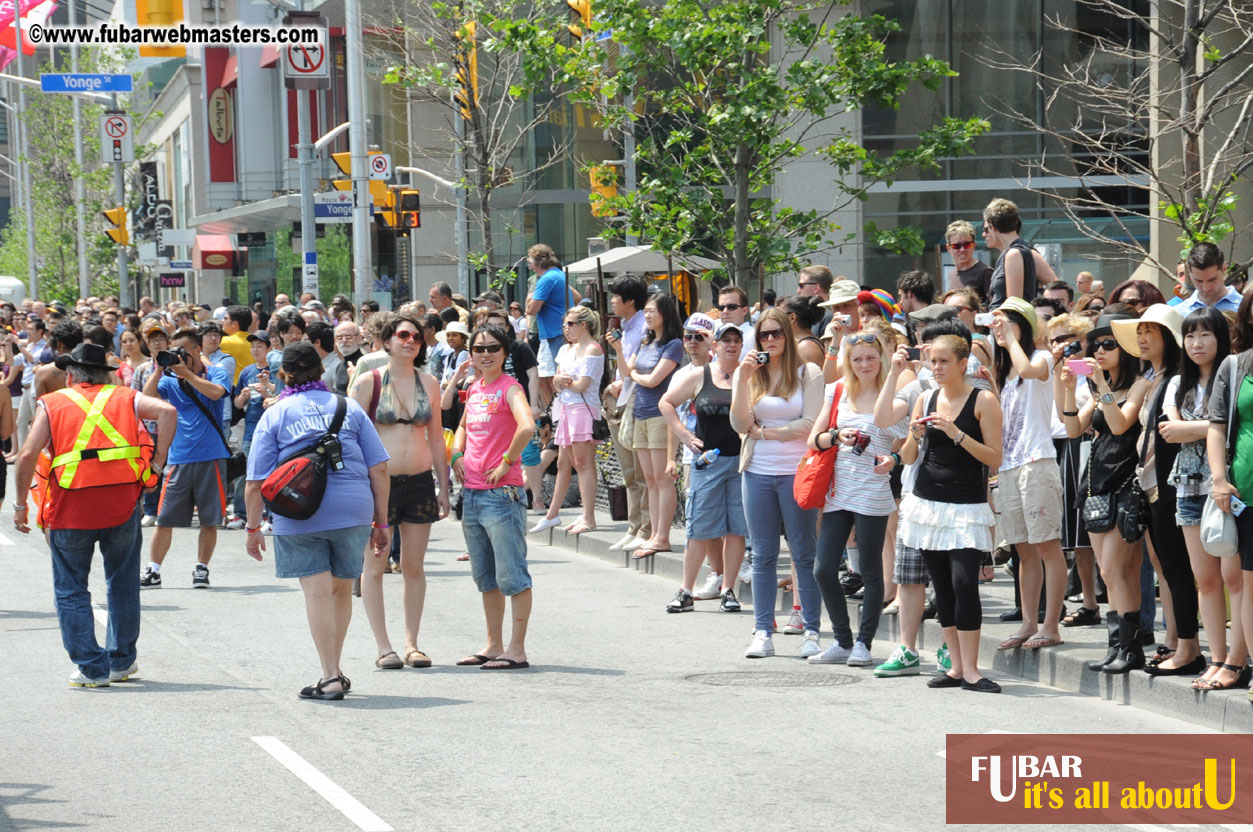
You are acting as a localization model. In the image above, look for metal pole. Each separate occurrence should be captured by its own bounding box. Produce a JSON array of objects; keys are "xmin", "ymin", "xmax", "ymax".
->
[
  {"xmin": 2, "ymin": 94, "xmax": 23, "ymax": 216},
  {"xmin": 622, "ymin": 48, "xmax": 637, "ymax": 246},
  {"xmin": 112, "ymin": 93, "xmax": 130, "ymax": 308},
  {"xmin": 296, "ymin": 90, "xmax": 317, "ymax": 296},
  {"xmin": 70, "ymin": 0, "xmax": 88, "ymax": 299},
  {"xmin": 454, "ymin": 108, "xmax": 469, "ymax": 298},
  {"xmin": 14, "ymin": 3, "xmax": 37, "ymax": 298},
  {"xmin": 344, "ymin": 0, "xmax": 371, "ymax": 304}
]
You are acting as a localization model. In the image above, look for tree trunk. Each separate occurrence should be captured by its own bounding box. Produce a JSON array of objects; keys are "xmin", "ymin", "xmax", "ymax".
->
[
  {"xmin": 1179, "ymin": 0, "xmax": 1202, "ymax": 214},
  {"xmin": 733, "ymin": 141, "xmax": 751, "ymax": 285}
]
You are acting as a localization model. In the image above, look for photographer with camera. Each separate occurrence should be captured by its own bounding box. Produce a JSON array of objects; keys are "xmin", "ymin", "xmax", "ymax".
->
[{"xmin": 140, "ymin": 328, "xmax": 233, "ymax": 590}]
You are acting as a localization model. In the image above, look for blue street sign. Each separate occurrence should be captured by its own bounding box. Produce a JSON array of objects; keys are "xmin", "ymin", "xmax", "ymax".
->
[
  {"xmin": 40, "ymin": 73, "xmax": 133, "ymax": 93},
  {"xmin": 169, "ymin": 260, "xmax": 194, "ymax": 269},
  {"xmin": 594, "ymin": 29, "xmax": 613, "ymax": 42},
  {"xmin": 304, "ymin": 251, "xmax": 317, "ymax": 265}
]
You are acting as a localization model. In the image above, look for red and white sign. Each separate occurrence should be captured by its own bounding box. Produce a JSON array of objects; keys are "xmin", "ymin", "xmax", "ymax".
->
[
  {"xmin": 281, "ymin": 14, "xmax": 330, "ymax": 91},
  {"xmin": 99, "ymin": 111, "xmax": 133, "ymax": 163},
  {"xmin": 369, "ymin": 152, "xmax": 392, "ymax": 181}
]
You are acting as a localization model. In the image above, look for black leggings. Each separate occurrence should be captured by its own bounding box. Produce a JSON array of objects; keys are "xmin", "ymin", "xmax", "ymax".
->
[
  {"xmin": 1148, "ymin": 486, "xmax": 1198, "ymax": 639},
  {"xmin": 815, "ymin": 510, "xmax": 887, "ymax": 648},
  {"xmin": 922, "ymin": 548, "xmax": 983, "ymax": 631}
]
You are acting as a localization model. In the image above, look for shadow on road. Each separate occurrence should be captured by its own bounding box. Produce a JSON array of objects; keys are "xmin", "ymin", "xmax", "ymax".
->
[
  {"xmin": 0, "ymin": 782, "xmax": 87, "ymax": 829},
  {"xmin": 332, "ymin": 695, "xmax": 470, "ymax": 711},
  {"xmin": 109, "ymin": 680, "xmax": 263, "ymax": 693},
  {"xmin": 0, "ymin": 610, "xmax": 57, "ymax": 620},
  {"xmin": 158, "ymin": 585, "xmax": 299, "ymax": 596}
]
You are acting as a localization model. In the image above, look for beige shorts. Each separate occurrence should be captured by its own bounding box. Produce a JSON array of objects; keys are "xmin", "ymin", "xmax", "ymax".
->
[
  {"xmin": 996, "ymin": 458, "xmax": 1063, "ymax": 545},
  {"xmin": 631, "ymin": 414, "xmax": 670, "ymax": 450}
]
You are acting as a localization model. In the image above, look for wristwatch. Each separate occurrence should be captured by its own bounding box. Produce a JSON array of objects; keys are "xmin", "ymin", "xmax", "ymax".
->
[{"xmin": 1099, "ymin": 392, "xmax": 1115, "ymax": 405}]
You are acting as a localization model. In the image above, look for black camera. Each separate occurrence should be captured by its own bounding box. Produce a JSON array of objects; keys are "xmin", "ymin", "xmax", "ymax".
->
[
  {"xmin": 755, "ymin": 351, "xmax": 769, "ymax": 365},
  {"xmin": 156, "ymin": 347, "xmax": 190, "ymax": 368},
  {"xmin": 1063, "ymin": 340, "xmax": 1083, "ymax": 358}
]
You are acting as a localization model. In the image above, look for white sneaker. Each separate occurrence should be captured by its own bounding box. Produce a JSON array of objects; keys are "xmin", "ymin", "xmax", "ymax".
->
[
  {"xmin": 782, "ymin": 609, "xmax": 804, "ymax": 635},
  {"xmin": 609, "ymin": 532, "xmax": 638, "ymax": 551},
  {"xmin": 847, "ymin": 641, "xmax": 873, "ymax": 667},
  {"xmin": 800, "ymin": 630, "xmax": 822, "ymax": 657},
  {"xmin": 140, "ymin": 514, "xmax": 156, "ymax": 527},
  {"xmin": 808, "ymin": 643, "xmax": 852, "ymax": 664},
  {"xmin": 109, "ymin": 663, "xmax": 138, "ymax": 682},
  {"xmin": 745, "ymin": 630, "xmax": 775, "ymax": 658},
  {"xmin": 260, "ymin": 520, "xmax": 273, "ymax": 535},
  {"xmin": 69, "ymin": 670, "xmax": 109, "ymax": 688},
  {"xmin": 737, "ymin": 554, "xmax": 752, "ymax": 585},
  {"xmin": 225, "ymin": 515, "xmax": 246, "ymax": 531},
  {"xmin": 693, "ymin": 572, "xmax": 722, "ymax": 600},
  {"xmin": 528, "ymin": 516, "xmax": 561, "ymax": 534}
]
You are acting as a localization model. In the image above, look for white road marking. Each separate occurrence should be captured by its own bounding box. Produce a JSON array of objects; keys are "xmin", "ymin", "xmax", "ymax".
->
[
  {"xmin": 251, "ymin": 736, "xmax": 393, "ymax": 832},
  {"xmin": 0, "ymin": 531, "xmax": 14, "ymax": 545},
  {"xmin": 92, "ymin": 606, "xmax": 107, "ymax": 627}
]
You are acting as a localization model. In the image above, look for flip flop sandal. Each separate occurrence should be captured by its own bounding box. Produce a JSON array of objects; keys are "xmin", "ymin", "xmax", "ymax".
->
[
  {"xmin": 404, "ymin": 649, "xmax": 432, "ymax": 668},
  {"xmin": 568, "ymin": 522, "xmax": 596, "ymax": 535},
  {"xmin": 375, "ymin": 651, "xmax": 404, "ymax": 670},
  {"xmin": 480, "ymin": 658, "xmax": 530, "ymax": 670},
  {"xmin": 997, "ymin": 633, "xmax": 1032, "ymax": 651},
  {"xmin": 1022, "ymin": 635, "xmax": 1063, "ymax": 650},
  {"xmin": 457, "ymin": 553, "xmax": 471, "ymax": 562},
  {"xmin": 632, "ymin": 546, "xmax": 672, "ymax": 559},
  {"xmin": 456, "ymin": 654, "xmax": 496, "ymax": 666}
]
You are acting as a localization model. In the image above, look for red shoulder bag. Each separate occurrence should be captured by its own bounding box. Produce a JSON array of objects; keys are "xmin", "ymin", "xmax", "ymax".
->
[{"xmin": 792, "ymin": 382, "xmax": 842, "ymax": 510}]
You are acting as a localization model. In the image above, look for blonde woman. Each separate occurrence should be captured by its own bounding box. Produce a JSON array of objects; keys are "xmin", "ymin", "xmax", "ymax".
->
[
  {"xmin": 730, "ymin": 308, "xmax": 824, "ymax": 658},
  {"xmin": 530, "ymin": 305, "xmax": 604, "ymax": 535},
  {"xmin": 807, "ymin": 329, "xmax": 907, "ymax": 666}
]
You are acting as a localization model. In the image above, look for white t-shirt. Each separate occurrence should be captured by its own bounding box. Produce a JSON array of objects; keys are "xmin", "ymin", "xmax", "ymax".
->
[
  {"xmin": 824, "ymin": 383, "xmax": 907, "ymax": 516},
  {"xmin": 747, "ymin": 368, "xmax": 807, "ymax": 476},
  {"xmin": 553, "ymin": 344, "xmax": 605, "ymax": 418},
  {"xmin": 738, "ymin": 321, "xmax": 757, "ymax": 362},
  {"xmin": 1000, "ymin": 348, "xmax": 1058, "ymax": 471}
]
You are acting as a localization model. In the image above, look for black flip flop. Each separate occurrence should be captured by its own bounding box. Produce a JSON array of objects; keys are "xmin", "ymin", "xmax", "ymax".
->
[
  {"xmin": 456, "ymin": 654, "xmax": 495, "ymax": 667},
  {"xmin": 481, "ymin": 658, "xmax": 530, "ymax": 670}
]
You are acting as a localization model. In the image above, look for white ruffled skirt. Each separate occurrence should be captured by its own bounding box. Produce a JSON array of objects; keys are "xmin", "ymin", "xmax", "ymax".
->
[{"xmin": 899, "ymin": 494, "xmax": 995, "ymax": 553}]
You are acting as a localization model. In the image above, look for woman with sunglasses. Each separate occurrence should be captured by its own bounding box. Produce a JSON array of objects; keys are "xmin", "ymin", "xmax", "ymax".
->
[
  {"xmin": 942, "ymin": 288, "xmax": 995, "ymax": 369},
  {"xmin": 807, "ymin": 329, "xmax": 907, "ymax": 667},
  {"xmin": 989, "ymin": 299, "xmax": 1067, "ymax": 652},
  {"xmin": 1073, "ymin": 294, "xmax": 1107, "ymax": 315},
  {"xmin": 612, "ymin": 293, "xmax": 684, "ymax": 559},
  {"xmin": 730, "ymin": 308, "xmax": 825, "ymax": 658},
  {"xmin": 349, "ymin": 315, "xmax": 450, "ymax": 670},
  {"xmin": 660, "ymin": 320, "xmax": 747, "ymax": 613},
  {"xmin": 899, "ymin": 334, "xmax": 1003, "ymax": 692},
  {"xmin": 1107, "ymin": 280, "xmax": 1166, "ymax": 314},
  {"xmin": 1162, "ymin": 308, "xmax": 1246, "ymax": 689},
  {"xmin": 451, "ymin": 324, "xmax": 537, "ymax": 670},
  {"xmin": 529, "ymin": 305, "xmax": 604, "ymax": 536},
  {"xmin": 1060, "ymin": 312, "xmax": 1150, "ymax": 674}
]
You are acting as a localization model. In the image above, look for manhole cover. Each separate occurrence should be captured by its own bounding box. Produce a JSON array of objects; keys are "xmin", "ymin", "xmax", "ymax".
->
[{"xmin": 685, "ymin": 671, "xmax": 858, "ymax": 688}]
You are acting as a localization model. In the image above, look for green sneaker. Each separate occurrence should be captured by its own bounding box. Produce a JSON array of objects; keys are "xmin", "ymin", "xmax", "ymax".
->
[
  {"xmin": 937, "ymin": 643, "xmax": 952, "ymax": 671},
  {"xmin": 874, "ymin": 645, "xmax": 921, "ymax": 677}
]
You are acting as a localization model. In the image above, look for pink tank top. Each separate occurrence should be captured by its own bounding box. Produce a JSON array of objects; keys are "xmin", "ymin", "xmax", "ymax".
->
[{"xmin": 463, "ymin": 373, "xmax": 525, "ymax": 490}]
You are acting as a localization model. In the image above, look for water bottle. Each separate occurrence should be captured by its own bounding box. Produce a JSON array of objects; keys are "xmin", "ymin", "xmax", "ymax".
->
[{"xmin": 694, "ymin": 448, "xmax": 721, "ymax": 470}]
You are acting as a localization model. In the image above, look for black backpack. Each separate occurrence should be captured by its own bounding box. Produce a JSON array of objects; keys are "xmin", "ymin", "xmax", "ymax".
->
[{"xmin": 260, "ymin": 396, "xmax": 347, "ymax": 520}]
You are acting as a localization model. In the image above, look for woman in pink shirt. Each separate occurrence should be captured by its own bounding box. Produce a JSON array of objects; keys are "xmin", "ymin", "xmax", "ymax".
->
[{"xmin": 450, "ymin": 324, "xmax": 537, "ymax": 670}]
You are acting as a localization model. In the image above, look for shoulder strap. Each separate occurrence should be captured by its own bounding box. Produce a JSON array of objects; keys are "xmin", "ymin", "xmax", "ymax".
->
[
  {"xmin": 368, "ymin": 369, "xmax": 382, "ymax": 422},
  {"xmin": 179, "ymin": 377, "xmax": 231, "ymax": 456},
  {"xmin": 1227, "ymin": 356, "xmax": 1239, "ymax": 457},
  {"xmin": 328, "ymin": 395, "xmax": 348, "ymax": 436},
  {"xmin": 828, "ymin": 382, "xmax": 843, "ymax": 430}
]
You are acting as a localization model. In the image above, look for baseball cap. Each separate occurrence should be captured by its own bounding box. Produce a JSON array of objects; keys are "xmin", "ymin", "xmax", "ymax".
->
[
  {"xmin": 248, "ymin": 330, "xmax": 271, "ymax": 345},
  {"xmin": 281, "ymin": 341, "xmax": 321, "ymax": 373},
  {"xmin": 908, "ymin": 304, "xmax": 958, "ymax": 325},
  {"xmin": 683, "ymin": 313, "xmax": 717, "ymax": 333},
  {"xmin": 714, "ymin": 322, "xmax": 744, "ymax": 341}
]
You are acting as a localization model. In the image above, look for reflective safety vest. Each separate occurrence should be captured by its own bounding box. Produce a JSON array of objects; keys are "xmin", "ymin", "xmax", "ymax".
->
[{"xmin": 43, "ymin": 384, "xmax": 156, "ymax": 490}]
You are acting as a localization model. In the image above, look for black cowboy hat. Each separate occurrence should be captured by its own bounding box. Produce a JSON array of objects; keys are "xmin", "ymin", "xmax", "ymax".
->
[{"xmin": 54, "ymin": 342, "xmax": 111, "ymax": 371}]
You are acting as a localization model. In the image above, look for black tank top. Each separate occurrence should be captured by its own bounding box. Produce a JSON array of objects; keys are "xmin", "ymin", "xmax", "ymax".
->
[
  {"xmin": 913, "ymin": 387, "xmax": 987, "ymax": 504},
  {"xmin": 988, "ymin": 238, "xmax": 1038, "ymax": 309},
  {"xmin": 694, "ymin": 364, "xmax": 739, "ymax": 456},
  {"xmin": 1086, "ymin": 394, "xmax": 1141, "ymax": 493}
]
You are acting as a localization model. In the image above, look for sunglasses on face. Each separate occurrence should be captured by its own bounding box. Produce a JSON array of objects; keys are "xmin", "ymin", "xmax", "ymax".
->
[
  {"xmin": 949, "ymin": 304, "xmax": 974, "ymax": 313},
  {"xmin": 392, "ymin": 330, "xmax": 418, "ymax": 342},
  {"xmin": 682, "ymin": 332, "xmax": 706, "ymax": 342},
  {"xmin": 1050, "ymin": 334, "xmax": 1076, "ymax": 344},
  {"xmin": 718, "ymin": 303, "xmax": 743, "ymax": 312},
  {"xmin": 947, "ymin": 240, "xmax": 975, "ymax": 251},
  {"xmin": 844, "ymin": 333, "xmax": 877, "ymax": 346},
  {"xmin": 1122, "ymin": 296, "xmax": 1143, "ymax": 305},
  {"xmin": 562, "ymin": 321, "xmax": 583, "ymax": 329},
  {"xmin": 758, "ymin": 328, "xmax": 786, "ymax": 341},
  {"xmin": 797, "ymin": 281, "xmax": 818, "ymax": 288},
  {"xmin": 472, "ymin": 344, "xmax": 503, "ymax": 354},
  {"xmin": 1093, "ymin": 338, "xmax": 1118, "ymax": 352}
]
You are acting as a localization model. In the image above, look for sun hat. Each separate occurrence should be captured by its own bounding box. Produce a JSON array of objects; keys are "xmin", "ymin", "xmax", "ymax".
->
[
  {"xmin": 819, "ymin": 279, "xmax": 860, "ymax": 308},
  {"xmin": 1110, "ymin": 303, "xmax": 1183, "ymax": 357},
  {"xmin": 997, "ymin": 297, "xmax": 1040, "ymax": 340}
]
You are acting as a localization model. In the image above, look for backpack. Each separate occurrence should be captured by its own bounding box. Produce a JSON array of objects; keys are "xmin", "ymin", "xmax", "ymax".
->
[{"xmin": 260, "ymin": 396, "xmax": 348, "ymax": 520}]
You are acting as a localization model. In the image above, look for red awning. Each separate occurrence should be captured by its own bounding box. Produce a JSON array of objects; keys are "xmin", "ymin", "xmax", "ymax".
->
[
  {"xmin": 260, "ymin": 44, "xmax": 279, "ymax": 69},
  {"xmin": 194, "ymin": 234, "xmax": 236, "ymax": 270},
  {"xmin": 221, "ymin": 53, "xmax": 238, "ymax": 88}
]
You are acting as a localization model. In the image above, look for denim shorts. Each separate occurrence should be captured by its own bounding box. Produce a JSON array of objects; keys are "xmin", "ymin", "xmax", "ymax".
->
[
  {"xmin": 536, "ymin": 335, "xmax": 565, "ymax": 378},
  {"xmin": 685, "ymin": 452, "xmax": 748, "ymax": 539},
  {"xmin": 273, "ymin": 525, "xmax": 371, "ymax": 580},
  {"xmin": 1176, "ymin": 493, "xmax": 1206, "ymax": 527},
  {"xmin": 462, "ymin": 486, "xmax": 532, "ymax": 596}
]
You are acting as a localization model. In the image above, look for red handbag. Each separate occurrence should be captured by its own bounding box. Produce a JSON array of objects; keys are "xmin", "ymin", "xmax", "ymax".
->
[{"xmin": 793, "ymin": 382, "xmax": 842, "ymax": 510}]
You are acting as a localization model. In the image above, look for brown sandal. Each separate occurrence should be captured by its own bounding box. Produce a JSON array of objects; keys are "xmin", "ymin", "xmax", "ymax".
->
[
  {"xmin": 375, "ymin": 651, "xmax": 403, "ymax": 669},
  {"xmin": 403, "ymin": 649, "xmax": 432, "ymax": 668}
]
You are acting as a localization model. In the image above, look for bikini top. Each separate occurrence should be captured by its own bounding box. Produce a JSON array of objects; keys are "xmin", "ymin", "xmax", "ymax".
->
[{"xmin": 371, "ymin": 367, "xmax": 431, "ymax": 427}]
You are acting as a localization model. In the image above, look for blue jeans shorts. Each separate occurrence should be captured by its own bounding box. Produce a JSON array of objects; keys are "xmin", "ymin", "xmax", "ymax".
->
[
  {"xmin": 685, "ymin": 452, "xmax": 747, "ymax": 539},
  {"xmin": 273, "ymin": 525, "xmax": 371, "ymax": 580},
  {"xmin": 1176, "ymin": 493, "xmax": 1206, "ymax": 527},
  {"xmin": 462, "ymin": 486, "xmax": 532, "ymax": 596}
]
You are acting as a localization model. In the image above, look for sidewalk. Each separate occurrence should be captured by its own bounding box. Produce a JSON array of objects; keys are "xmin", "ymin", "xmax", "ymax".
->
[{"xmin": 529, "ymin": 505, "xmax": 1253, "ymax": 732}]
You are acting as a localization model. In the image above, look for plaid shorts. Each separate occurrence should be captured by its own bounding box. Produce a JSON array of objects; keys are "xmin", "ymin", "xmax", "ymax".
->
[{"xmin": 893, "ymin": 538, "xmax": 930, "ymax": 586}]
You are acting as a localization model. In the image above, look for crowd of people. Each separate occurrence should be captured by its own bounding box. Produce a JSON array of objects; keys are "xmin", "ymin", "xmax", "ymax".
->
[{"xmin": 13, "ymin": 203, "xmax": 1253, "ymax": 702}]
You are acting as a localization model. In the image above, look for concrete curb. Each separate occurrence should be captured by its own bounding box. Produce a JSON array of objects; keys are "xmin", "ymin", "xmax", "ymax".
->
[{"xmin": 532, "ymin": 511, "xmax": 1253, "ymax": 732}]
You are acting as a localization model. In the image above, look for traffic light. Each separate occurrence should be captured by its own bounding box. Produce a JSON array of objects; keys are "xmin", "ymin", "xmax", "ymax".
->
[
  {"xmin": 453, "ymin": 21, "xmax": 478, "ymax": 120},
  {"xmin": 135, "ymin": 0, "xmax": 186, "ymax": 58},
  {"xmin": 397, "ymin": 189, "xmax": 420, "ymax": 231},
  {"xmin": 567, "ymin": 0, "xmax": 591, "ymax": 40},
  {"xmin": 331, "ymin": 151, "xmax": 390, "ymax": 205},
  {"xmin": 589, "ymin": 165, "xmax": 617, "ymax": 217},
  {"xmin": 102, "ymin": 205, "xmax": 129, "ymax": 245}
]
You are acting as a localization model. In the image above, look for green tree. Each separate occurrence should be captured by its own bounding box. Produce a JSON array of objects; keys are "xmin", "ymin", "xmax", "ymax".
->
[
  {"xmin": 274, "ymin": 226, "xmax": 352, "ymax": 300},
  {"xmin": 572, "ymin": 0, "xmax": 988, "ymax": 284},
  {"xmin": 0, "ymin": 50, "xmax": 148, "ymax": 301}
]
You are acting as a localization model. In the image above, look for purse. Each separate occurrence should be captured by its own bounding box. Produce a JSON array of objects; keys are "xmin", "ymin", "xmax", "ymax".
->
[
  {"xmin": 1117, "ymin": 414, "xmax": 1154, "ymax": 542},
  {"xmin": 1081, "ymin": 459, "xmax": 1117, "ymax": 533},
  {"xmin": 578, "ymin": 391, "xmax": 611, "ymax": 442},
  {"xmin": 793, "ymin": 382, "xmax": 842, "ymax": 510},
  {"xmin": 1201, "ymin": 357, "xmax": 1242, "ymax": 556}
]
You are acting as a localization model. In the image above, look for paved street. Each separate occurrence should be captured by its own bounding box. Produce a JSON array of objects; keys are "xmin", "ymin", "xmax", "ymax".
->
[{"xmin": 0, "ymin": 519, "xmax": 1215, "ymax": 832}]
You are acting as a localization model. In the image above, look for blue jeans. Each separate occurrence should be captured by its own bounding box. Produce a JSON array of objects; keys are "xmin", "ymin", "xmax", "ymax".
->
[
  {"xmin": 462, "ymin": 486, "xmax": 531, "ymax": 596},
  {"xmin": 742, "ymin": 471, "xmax": 821, "ymax": 633},
  {"xmin": 48, "ymin": 505, "xmax": 142, "ymax": 680}
]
